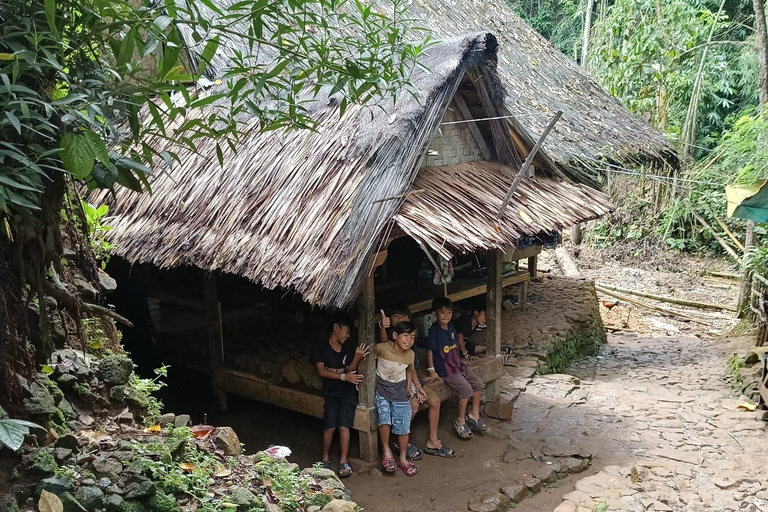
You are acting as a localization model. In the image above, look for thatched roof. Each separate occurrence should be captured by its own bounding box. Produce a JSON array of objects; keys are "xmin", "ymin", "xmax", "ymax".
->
[
  {"xmin": 365, "ymin": 0, "xmax": 678, "ymax": 181},
  {"xmin": 396, "ymin": 162, "xmax": 612, "ymax": 259},
  {"xmin": 97, "ymin": 33, "xmax": 525, "ymax": 307}
]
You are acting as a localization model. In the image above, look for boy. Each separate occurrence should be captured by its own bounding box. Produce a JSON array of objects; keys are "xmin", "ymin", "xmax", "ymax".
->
[
  {"xmin": 378, "ymin": 306, "xmax": 455, "ymax": 459},
  {"xmin": 454, "ymin": 305, "xmax": 487, "ymax": 360},
  {"xmin": 311, "ymin": 312, "xmax": 369, "ymax": 477},
  {"xmin": 427, "ymin": 297, "xmax": 486, "ymax": 439},
  {"xmin": 374, "ymin": 321, "xmax": 424, "ymax": 476}
]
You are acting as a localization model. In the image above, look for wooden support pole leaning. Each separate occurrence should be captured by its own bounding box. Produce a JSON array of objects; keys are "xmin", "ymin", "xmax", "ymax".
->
[
  {"xmin": 357, "ymin": 273, "xmax": 378, "ymax": 462},
  {"xmin": 453, "ymin": 95, "xmax": 494, "ymax": 160},
  {"xmin": 688, "ymin": 207, "xmax": 741, "ymax": 262},
  {"xmin": 204, "ymin": 272, "xmax": 227, "ymax": 410},
  {"xmin": 498, "ymin": 110, "xmax": 563, "ymax": 218},
  {"xmin": 485, "ymin": 249, "xmax": 503, "ymax": 403}
]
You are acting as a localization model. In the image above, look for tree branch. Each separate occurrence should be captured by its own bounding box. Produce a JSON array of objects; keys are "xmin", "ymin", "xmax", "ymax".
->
[{"xmin": 42, "ymin": 279, "xmax": 134, "ymax": 327}]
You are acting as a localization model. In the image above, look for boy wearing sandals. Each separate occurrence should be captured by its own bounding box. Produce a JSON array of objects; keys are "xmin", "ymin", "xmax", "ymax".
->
[
  {"xmin": 374, "ymin": 321, "xmax": 424, "ymax": 476},
  {"xmin": 378, "ymin": 305, "xmax": 455, "ymax": 460},
  {"xmin": 312, "ymin": 312, "xmax": 370, "ymax": 477},
  {"xmin": 427, "ymin": 297, "xmax": 487, "ymax": 439}
]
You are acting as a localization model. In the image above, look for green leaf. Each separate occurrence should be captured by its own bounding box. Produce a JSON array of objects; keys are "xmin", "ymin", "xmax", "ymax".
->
[
  {"xmin": 198, "ymin": 36, "xmax": 220, "ymax": 76},
  {"xmin": 41, "ymin": 365, "xmax": 54, "ymax": 375},
  {"xmin": 0, "ymin": 418, "xmax": 36, "ymax": 451},
  {"xmin": 60, "ymin": 133, "xmax": 96, "ymax": 179},
  {"xmin": 4, "ymin": 111, "xmax": 21, "ymax": 134},
  {"xmin": 43, "ymin": 0, "xmax": 59, "ymax": 38},
  {"xmin": 82, "ymin": 130, "xmax": 110, "ymax": 166}
]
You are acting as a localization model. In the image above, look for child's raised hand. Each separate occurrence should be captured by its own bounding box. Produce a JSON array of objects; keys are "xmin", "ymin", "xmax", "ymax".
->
[
  {"xmin": 380, "ymin": 310, "xmax": 390, "ymax": 329},
  {"xmin": 355, "ymin": 343, "xmax": 370, "ymax": 359}
]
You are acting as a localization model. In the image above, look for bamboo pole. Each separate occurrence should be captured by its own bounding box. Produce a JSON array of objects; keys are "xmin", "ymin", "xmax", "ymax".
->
[
  {"xmin": 597, "ymin": 282, "xmax": 737, "ymax": 312},
  {"xmin": 688, "ymin": 207, "xmax": 741, "ymax": 262},
  {"xmin": 595, "ymin": 285, "xmax": 708, "ymax": 324},
  {"xmin": 712, "ymin": 216, "xmax": 746, "ymax": 251},
  {"xmin": 498, "ymin": 110, "xmax": 563, "ymax": 218},
  {"xmin": 707, "ymin": 271, "xmax": 741, "ymax": 279}
]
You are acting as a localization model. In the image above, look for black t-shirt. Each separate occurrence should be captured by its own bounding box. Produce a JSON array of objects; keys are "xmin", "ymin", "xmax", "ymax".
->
[
  {"xmin": 454, "ymin": 315, "xmax": 477, "ymax": 340},
  {"xmin": 311, "ymin": 339, "xmax": 357, "ymax": 397}
]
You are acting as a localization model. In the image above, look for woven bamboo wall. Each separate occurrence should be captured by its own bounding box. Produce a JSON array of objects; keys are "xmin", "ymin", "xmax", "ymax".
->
[{"xmin": 422, "ymin": 105, "xmax": 483, "ymax": 167}]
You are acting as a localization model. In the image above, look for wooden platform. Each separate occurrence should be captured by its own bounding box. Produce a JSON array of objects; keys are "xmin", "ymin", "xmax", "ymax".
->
[
  {"xmin": 211, "ymin": 355, "xmax": 503, "ymax": 431},
  {"xmin": 377, "ymin": 270, "xmax": 530, "ymax": 314}
]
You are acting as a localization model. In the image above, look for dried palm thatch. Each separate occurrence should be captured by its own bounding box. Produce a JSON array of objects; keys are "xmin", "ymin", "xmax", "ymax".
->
[
  {"xmin": 366, "ymin": 0, "xmax": 678, "ymax": 180},
  {"xmin": 395, "ymin": 161, "xmax": 613, "ymax": 259},
  {"xmin": 95, "ymin": 34, "xmax": 508, "ymax": 308}
]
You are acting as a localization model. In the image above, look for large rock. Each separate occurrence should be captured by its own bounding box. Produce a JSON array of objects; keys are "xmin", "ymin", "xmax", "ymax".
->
[
  {"xmin": 229, "ymin": 487, "xmax": 259, "ymax": 509},
  {"xmin": 523, "ymin": 477, "xmax": 541, "ymax": 494},
  {"xmin": 97, "ymin": 356, "xmax": 134, "ymax": 386},
  {"xmin": 55, "ymin": 434, "xmax": 80, "ymax": 451},
  {"xmin": 91, "ymin": 457, "xmax": 124, "ymax": 478},
  {"xmin": 75, "ymin": 486, "xmax": 104, "ymax": 511},
  {"xmin": 98, "ymin": 270, "xmax": 118, "ymax": 294},
  {"xmin": 321, "ymin": 500, "xmax": 358, "ymax": 512},
  {"xmin": 553, "ymin": 501, "xmax": 576, "ymax": 512},
  {"xmin": 24, "ymin": 382, "xmax": 57, "ymax": 418},
  {"xmin": 484, "ymin": 399, "xmax": 513, "ymax": 420},
  {"xmin": 499, "ymin": 485, "xmax": 527, "ymax": 503},
  {"xmin": 468, "ymin": 492, "xmax": 511, "ymax": 512},
  {"xmin": 213, "ymin": 427, "xmax": 241, "ymax": 456},
  {"xmin": 123, "ymin": 478, "xmax": 156, "ymax": 500},
  {"xmin": 157, "ymin": 413, "xmax": 176, "ymax": 427},
  {"xmin": 104, "ymin": 494, "xmax": 124, "ymax": 512},
  {"xmin": 41, "ymin": 476, "xmax": 75, "ymax": 495},
  {"xmin": 533, "ymin": 466, "xmax": 557, "ymax": 485},
  {"xmin": 173, "ymin": 414, "xmax": 191, "ymax": 427},
  {"xmin": 564, "ymin": 457, "xmax": 590, "ymax": 474}
]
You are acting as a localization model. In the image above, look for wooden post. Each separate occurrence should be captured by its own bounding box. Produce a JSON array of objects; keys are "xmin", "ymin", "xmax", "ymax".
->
[
  {"xmin": 528, "ymin": 254, "xmax": 538, "ymax": 278},
  {"xmin": 357, "ymin": 274, "xmax": 378, "ymax": 462},
  {"xmin": 485, "ymin": 250, "xmax": 502, "ymax": 403},
  {"xmin": 517, "ymin": 281, "xmax": 528, "ymax": 310},
  {"xmin": 204, "ymin": 272, "xmax": 227, "ymax": 410}
]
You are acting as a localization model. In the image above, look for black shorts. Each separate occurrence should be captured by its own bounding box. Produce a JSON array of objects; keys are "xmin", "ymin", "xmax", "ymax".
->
[{"xmin": 323, "ymin": 392, "xmax": 357, "ymax": 429}]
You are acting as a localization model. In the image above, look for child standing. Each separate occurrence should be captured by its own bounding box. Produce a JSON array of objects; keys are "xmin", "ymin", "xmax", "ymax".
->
[
  {"xmin": 427, "ymin": 297, "xmax": 486, "ymax": 439},
  {"xmin": 311, "ymin": 313, "xmax": 369, "ymax": 477},
  {"xmin": 375, "ymin": 321, "xmax": 424, "ymax": 476}
]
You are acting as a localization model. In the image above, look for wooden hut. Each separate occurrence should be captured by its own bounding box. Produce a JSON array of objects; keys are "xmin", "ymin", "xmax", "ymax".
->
[{"xmin": 93, "ymin": 3, "xmax": 674, "ymax": 461}]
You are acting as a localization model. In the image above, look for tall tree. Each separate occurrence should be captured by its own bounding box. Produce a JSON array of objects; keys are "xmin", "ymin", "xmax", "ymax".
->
[{"xmin": 737, "ymin": 0, "xmax": 768, "ymax": 314}]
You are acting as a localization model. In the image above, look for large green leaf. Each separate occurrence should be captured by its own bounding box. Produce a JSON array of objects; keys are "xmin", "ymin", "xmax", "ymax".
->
[
  {"xmin": 0, "ymin": 418, "xmax": 35, "ymax": 451},
  {"xmin": 82, "ymin": 130, "xmax": 110, "ymax": 166},
  {"xmin": 60, "ymin": 133, "xmax": 95, "ymax": 179}
]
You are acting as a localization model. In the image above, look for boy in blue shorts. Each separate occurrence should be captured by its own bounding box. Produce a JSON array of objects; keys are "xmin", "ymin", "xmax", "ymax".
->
[
  {"xmin": 427, "ymin": 297, "xmax": 486, "ymax": 439},
  {"xmin": 375, "ymin": 321, "xmax": 425, "ymax": 476}
]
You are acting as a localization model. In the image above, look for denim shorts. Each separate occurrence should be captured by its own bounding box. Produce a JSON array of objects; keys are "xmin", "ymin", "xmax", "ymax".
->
[{"xmin": 374, "ymin": 390, "xmax": 411, "ymax": 436}]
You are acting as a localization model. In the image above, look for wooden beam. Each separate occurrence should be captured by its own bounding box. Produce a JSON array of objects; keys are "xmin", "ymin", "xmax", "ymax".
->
[
  {"xmin": 203, "ymin": 273, "xmax": 223, "ymax": 366},
  {"xmin": 453, "ymin": 95, "xmax": 494, "ymax": 160},
  {"xmin": 485, "ymin": 250, "xmax": 503, "ymax": 403},
  {"xmin": 357, "ymin": 273, "xmax": 378, "ymax": 462},
  {"xmin": 528, "ymin": 255, "xmax": 538, "ymax": 278},
  {"xmin": 498, "ymin": 111, "xmax": 563, "ymax": 218},
  {"xmin": 408, "ymin": 271, "xmax": 529, "ymax": 313}
]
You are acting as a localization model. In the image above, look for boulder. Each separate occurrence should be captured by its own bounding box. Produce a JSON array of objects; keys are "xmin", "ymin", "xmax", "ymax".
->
[
  {"xmin": 533, "ymin": 466, "xmax": 557, "ymax": 485},
  {"xmin": 228, "ymin": 487, "xmax": 259, "ymax": 509},
  {"xmin": 499, "ymin": 485, "xmax": 527, "ymax": 503},
  {"xmin": 467, "ymin": 492, "xmax": 511, "ymax": 512},
  {"xmin": 116, "ymin": 412, "xmax": 134, "ymax": 425},
  {"xmin": 75, "ymin": 486, "xmax": 104, "ymax": 511},
  {"xmin": 91, "ymin": 457, "xmax": 124, "ymax": 478},
  {"xmin": 97, "ymin": 356, "xmax": 134, "ymax": 386},
  {"xmin": 41, "ymin": 475, "xmax": 75, "ymax": 495},
  {"xmin": 98, "ymin": 270, "xmax": 118, "ymax": 294},
  {"xmin": 157, "ymin": 413, "xmax": 176, "ymax": 427},
  {"xmin": 523, "ymin": 477, "xmax": 541, "ymax": 494},
  {"xmin": 74, "ymin": 276, "xmax": 98, "ymax": 299},
  {"xmin": 553, "ymin": 501, "xmax": 576, "ymax": 512},
  {"xmin": 104, "ymin": 494, "xmax": 124, "ymax": 512},
  {"xmin": 484, "ymin": 399, "xmax": 513, "ymax": 420},
  {"xmin": 24, "ymin": 382, "xmax": 57, "ymax": 418},
  {"xmin": 173, "ymin": 414, "xmax": 191, "ymax": 427},
  {"xmin": 52, "ymin": 448, "xmax": 73, "ymax": 463},
  {"xmin": 564, "ymin": 457, "xmax": 590, "ymax": 474},
  {"xmin": 213, "ymin": 427, "xmax": 241, "ymax": 456},
  {"xmin": 123, "ymin": 478, "xmax": 156, "ymax": 500},
  {"xmin": 54, "ymin": 434, "xmax": 80, "ymax": 451},
  {"xmin": 321, "ymin": 500, "xmax": 358, "ymax": 512}
]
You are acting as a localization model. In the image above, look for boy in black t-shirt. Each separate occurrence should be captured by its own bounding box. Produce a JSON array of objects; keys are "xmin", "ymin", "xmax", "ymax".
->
[
  {"xmin": 311, "ymin": 313, "xmax": 369, "ymax": 477},
  {"xmin": 454, "ymin": 305, "xmax": 487, "ymax": 360}
]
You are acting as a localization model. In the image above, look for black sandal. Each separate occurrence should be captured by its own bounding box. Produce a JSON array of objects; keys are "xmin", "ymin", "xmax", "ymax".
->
[{"xmin": 423, "ymin": 444, "xmax": 456, "ymax": 458}]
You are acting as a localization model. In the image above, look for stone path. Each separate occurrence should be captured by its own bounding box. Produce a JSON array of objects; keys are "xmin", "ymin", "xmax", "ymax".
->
[{"xmin": 491, "ymin": 332, "xmax": 768, "ymax": 512}]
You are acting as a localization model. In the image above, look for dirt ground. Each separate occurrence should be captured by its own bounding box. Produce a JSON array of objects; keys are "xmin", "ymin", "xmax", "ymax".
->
[{"xmin": 160, "ymin": 244, "xmax": 765, "ymax": 512}]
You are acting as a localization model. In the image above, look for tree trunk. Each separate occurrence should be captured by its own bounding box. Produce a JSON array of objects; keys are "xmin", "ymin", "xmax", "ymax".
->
[
  {"xmin": 581, "ymin": 0, "xmax": 595, "ymax": 69},
  {"xmin": 738, "ymin": 0, "xmax": 768, "ymax": 316},
  {"xmin": 754, "ymin": 0, "xmax": 768, "ymax": 106}
]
